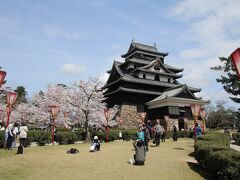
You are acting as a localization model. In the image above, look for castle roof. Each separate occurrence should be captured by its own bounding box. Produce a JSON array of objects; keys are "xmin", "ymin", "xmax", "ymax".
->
[
  {"xmin": 121, "ymin": 42, "xmax": 168, "ymax": 58},
  {"xmin": 146, "ymin": 85, "xmax": 209, "ymax": 108}
]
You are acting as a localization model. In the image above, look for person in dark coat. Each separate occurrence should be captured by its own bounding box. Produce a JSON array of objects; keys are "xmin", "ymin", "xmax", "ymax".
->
[
  {"xmin": 129, "ymin": 140, "xmax": 145, "ymax": 165},
  {"xmin": 154, "ymin": 119, "xmax": 162, "ymax": 146},
  {"xmin": 142, "ymin": 123, "xmax": 150, "ymax": 152},
  {"xmin": 172, "ymin": 125, "xmax": 178, "ymax": 141}
]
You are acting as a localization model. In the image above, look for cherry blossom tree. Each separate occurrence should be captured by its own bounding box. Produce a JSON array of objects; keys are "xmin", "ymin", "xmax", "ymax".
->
[
  {"xmin": 1, "ymin": 78, "xmax": 119, "ymax": 139},
  {"xmin": 67, "ymin": 78, "xmax": 119, "ymax": 141}
]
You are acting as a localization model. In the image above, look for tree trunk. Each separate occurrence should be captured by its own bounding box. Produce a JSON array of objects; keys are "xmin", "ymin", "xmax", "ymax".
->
[{"xmin": 84, "ymin": 116, "xmax": 91, "ymax": 143}]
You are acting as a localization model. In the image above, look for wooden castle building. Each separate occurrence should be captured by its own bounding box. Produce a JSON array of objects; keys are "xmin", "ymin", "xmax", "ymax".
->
[{"xmin": 103, "ymin": 41, "xmax": 209, "ymax": 130}]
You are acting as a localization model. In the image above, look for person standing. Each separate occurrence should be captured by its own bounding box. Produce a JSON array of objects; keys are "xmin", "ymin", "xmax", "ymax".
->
[
  {"xmin": 5, "ymin": 122, "xmax": 19, "ymax": 150},
  {"xmin": 161, "ymin": 125, "xmax": 166, "ymax": 142},
  {"xmin": 19, "ymin": 122, "xmax": 28, "ymax": 147},
  {"xmin": 154, "ymin": 119, "xmax": 161, "ymax": 147},
  {"xmin": 172, "ymin": 125, "xmax": 178, "ymax": 141},
  {"xmin": 142, "ymin": 123, "xmax": 150, "ymax": 152},
  {"xmin": 195, "ymin": 123, "xmax": 202, "ymax": 138}
]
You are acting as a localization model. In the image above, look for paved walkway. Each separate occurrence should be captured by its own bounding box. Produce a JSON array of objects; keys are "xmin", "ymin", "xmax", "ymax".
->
[{"xmin": 230, "ymin": 144, "xmax": 240, "ymax": 151}]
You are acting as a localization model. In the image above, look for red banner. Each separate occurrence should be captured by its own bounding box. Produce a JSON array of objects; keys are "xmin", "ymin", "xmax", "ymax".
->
[{"xmin": 230, "ymin": 48, "xmax": 240, "ymax": 79}]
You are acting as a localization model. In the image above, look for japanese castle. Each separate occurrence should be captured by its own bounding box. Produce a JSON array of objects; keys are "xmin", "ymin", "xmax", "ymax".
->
[{"xmin": 104, "ymin": 41, "xmax": 209, "ymax": 130}]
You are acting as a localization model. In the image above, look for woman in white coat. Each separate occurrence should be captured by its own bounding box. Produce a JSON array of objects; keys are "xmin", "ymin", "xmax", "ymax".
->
[{"xmin": 19, "ymin": 122, "xmax": 28, "ymax": 147}]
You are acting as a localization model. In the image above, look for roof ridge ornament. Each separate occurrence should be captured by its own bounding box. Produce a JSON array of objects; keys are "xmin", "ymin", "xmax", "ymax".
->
[
  {"xmin": 153, "ymin": 43, "xmax": 157, "ymax": 48},
  {"xmin": 131, "ymin": 37, "xmax": 135, "ymax": 44}
]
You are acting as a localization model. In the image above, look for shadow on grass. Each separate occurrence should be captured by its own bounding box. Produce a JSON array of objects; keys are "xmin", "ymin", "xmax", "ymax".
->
[
  {"xmin": 173, "ymin": 147, "xmax": 184, "ymax": 150},
  {"xmin": 188, "ymin": 152, "xmax": 195, "ymax": 157},
  {"xmin": 149, "ymin": 145, "xmax": 157, "ymax": 147},
  {"xmin": 187, "ymin": 162, "xmax": 214, "ymax": 180}
]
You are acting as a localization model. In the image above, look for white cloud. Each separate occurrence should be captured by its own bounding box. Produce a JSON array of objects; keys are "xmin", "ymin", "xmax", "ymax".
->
[
  {"xmin": 61, "ymin": 64, "xmax": 86, "ymax": 75},
  {"xmin": 99, "ymin": 72, "xmax": 109, "ymax": 83},
  {"xmin": 168, "ymin": 0, "xmax": 240, "ymax": 107}
]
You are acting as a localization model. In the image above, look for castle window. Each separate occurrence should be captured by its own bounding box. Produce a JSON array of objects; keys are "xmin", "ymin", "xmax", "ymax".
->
[
  {"xmin": 168, "ymin": 78, "xmax": 171, "ymax": 83},
  {"xmin": 154, "ymin": 75, "xmax": 160, "ymax": 81},
  {"xmin": 143, "ymin": 74, "xmax": 146, "ymax": 79},
  {"xmin": 137, "ymin": 105, "xmax": 144, "ymax": 112}
]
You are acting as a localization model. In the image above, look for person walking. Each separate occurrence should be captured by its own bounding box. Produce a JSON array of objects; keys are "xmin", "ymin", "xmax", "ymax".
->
[
  {"xmin": 19, "ymin": 122, "xmax": 28, "ymax": 147},
  {"xmin": 154, "ymin": 119, "xmax": 161, "ymax": 147},
  {"xmin": 5, "ymin": 122, "xmax": 19, "ymax": 150}
]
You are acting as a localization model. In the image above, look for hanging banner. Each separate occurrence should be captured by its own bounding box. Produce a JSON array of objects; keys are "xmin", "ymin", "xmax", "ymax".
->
[
  {"xmin": 190, "ymin": 104, "xmax": 200, "ymax": 118},
  {"xmin": 230, "ymin": 48, "xmax": 240, "ymax": 79}
]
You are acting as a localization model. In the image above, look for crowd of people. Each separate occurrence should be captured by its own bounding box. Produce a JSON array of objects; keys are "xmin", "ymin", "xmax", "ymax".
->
[
  {"xmin": 0, "ymin": 121, "xmax": 28, "ymax": 150},
  {"xmin": 0, "ymin": 118, "xmax": 204, "ymax": 166}
]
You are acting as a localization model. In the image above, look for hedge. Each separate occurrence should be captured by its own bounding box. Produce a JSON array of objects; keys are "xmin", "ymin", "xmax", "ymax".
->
[
  {"xmin": 197, "ymin": 131, "xmax": 230, "ymax": 147},
  {"xmin": 195, "ymin": 131, "xmax": 240, "ymax": 179},
  {"xmin": 0, "ymin": 130, "xmax": 4, "ymax": 148},
  {"xmin": 26, "ymin": 130, "xmax": 51, "ymax": 146},
  {"xmin": 165, "ymin": 130, "xmax": 194, "ymax": 139},
  {"xmin": 232, "ymin": 133, "xmax": 240, "ymax": 145},
  {"xmin": 93, "ymin": 128, "xmax": 138, "ymax": 142},
  {"xmin": 55, "ymin": 131, "xmax": 77, "ymax": 145}
]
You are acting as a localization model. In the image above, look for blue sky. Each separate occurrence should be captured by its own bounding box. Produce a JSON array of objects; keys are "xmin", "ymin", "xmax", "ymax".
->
[{"xmin": 1, "ymin": 0, "xmax": 240, "ymax": 108}]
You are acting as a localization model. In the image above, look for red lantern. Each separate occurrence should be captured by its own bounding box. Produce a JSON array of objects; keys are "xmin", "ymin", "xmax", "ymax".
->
[
  {"xmin": 230, "ymin": 48, "xmax": 240, "ymax": 79},
  {"xmin": 0, "ymin": 70, "xmax": 6, "ymax": 88},
  {"xmin": 7, "ymin": 92, "xmax": 17, "ymax": 107},
  {"xmin": 48, "ymin": 105, "xmax": 59, "ymax": 118}
]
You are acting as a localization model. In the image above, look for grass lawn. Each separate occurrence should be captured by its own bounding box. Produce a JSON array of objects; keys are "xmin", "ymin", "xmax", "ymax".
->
[{"xmin": 0, "ymin": 138, "xmax": 212, "ymax": 180}]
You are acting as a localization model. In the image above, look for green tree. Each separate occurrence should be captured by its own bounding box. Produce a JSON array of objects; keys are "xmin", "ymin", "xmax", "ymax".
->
[
  {"xmin": 206, "ymin": 101, "xmax": 237, "ymax": 128},
  {"xmin": 14, "ymin": 86, "xmax": 28, "ymax": 104},
  {"xmin": 211, "ymin": 57, "xmax": 240, "ymax": 103}
]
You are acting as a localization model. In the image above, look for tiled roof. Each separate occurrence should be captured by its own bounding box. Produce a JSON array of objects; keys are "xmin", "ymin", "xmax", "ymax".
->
[{"xmin": 104, "ymin": 87, "xmax": 162, "ymax": 96}]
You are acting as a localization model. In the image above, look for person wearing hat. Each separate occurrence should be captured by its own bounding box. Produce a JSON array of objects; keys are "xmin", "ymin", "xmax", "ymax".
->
[{"xmin": 90, "ymin": 135, "xmax": 101, "ymax": 152}]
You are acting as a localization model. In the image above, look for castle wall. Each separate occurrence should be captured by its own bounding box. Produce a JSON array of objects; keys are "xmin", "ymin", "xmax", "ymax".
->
[{"xmin": 119, "ymin": 104, "xmax": 141, "ymax": 128}]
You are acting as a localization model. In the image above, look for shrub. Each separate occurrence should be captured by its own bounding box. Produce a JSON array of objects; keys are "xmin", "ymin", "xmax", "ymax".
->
[
  {"xmin": 56, "ymin": 131, "xmax": 78, "ymax": 145},
  {"xmin": 232, "ymin": 133, "xmax": 240, "ymax": 145},
  {"xmin": 121, "ymin": 129, "xmax": 138, "ymax": 141},
  {"xmin": 26, "ymin": 130, "xmax": 51, "ymax": 146},
  {"xmin": 205, "ymin": 150, "xmax": 240, "ymax": 180},
  {"xmin": 188, "ymin": 130, "xmax": 194, "ymax": 138},
  {"xmin": 198, "ymin": 132, "xmax": 230, "ymax": 147},
  {"xmin": 0, "ymin": 130, "xmax": 5, "ymax": 148},
  {"xmin": 93, "ymin": 128, "xmax": 138, "ymax": 142},
  {"xmin": 74, "ymin": 129, "xmax": 86, "ymax": 141},
  {"xmin": 194, "ymin": 131, "xmax": 240, "ymax": 179}
]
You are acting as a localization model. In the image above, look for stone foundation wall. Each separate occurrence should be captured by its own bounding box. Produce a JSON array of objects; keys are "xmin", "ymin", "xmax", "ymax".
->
[{"xmin": 119, "ymin": 104, "xmax": 141, "ymax": 128}]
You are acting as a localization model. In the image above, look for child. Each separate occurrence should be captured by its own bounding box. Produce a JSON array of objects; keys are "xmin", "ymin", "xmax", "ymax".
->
[
  {"xmin": 129, "ymin": 140, "xmax": 145, "ymax": 165},
  {"xmin": 89, "ymin": 136, "xmax": 101, "ymax": 152}
]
